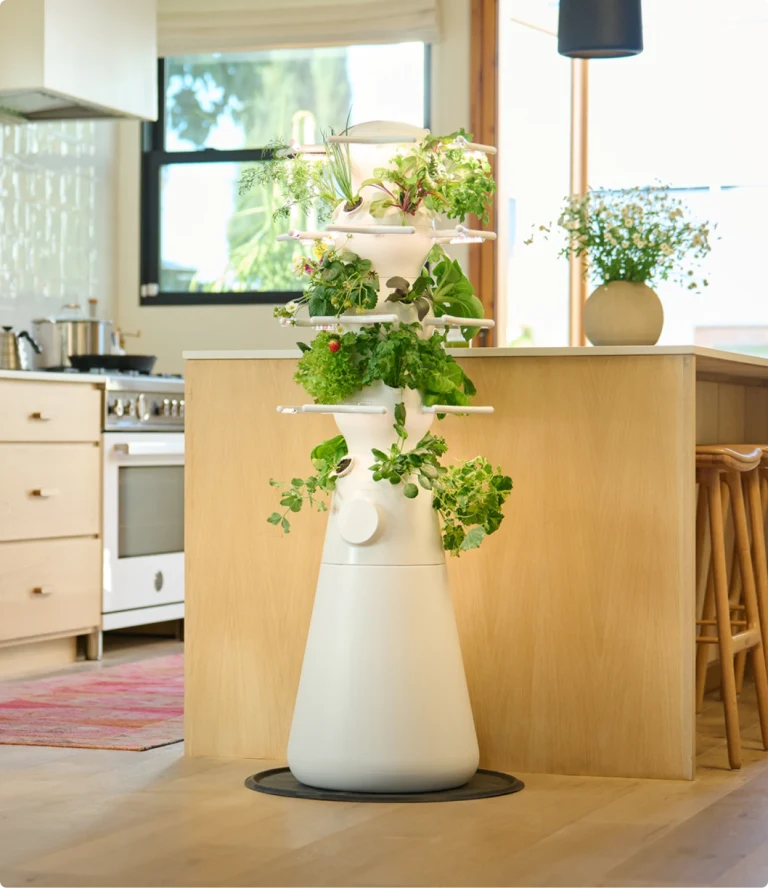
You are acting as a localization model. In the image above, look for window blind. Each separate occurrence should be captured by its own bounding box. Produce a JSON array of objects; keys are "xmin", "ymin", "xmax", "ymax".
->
[{"xmin": 157, "ymin": 0, "xmax": 441, "ymax": 56}]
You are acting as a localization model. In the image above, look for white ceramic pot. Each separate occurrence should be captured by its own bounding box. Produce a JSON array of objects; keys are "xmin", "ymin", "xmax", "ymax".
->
[{"xmin": 582, "ymin": 280, "xmax": 664, "ymax": 347}]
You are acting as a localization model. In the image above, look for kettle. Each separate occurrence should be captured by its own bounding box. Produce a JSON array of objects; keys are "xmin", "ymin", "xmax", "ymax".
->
[{"xmin": 0, "ymin": 326, "xmax": 42, "ymax": 370}]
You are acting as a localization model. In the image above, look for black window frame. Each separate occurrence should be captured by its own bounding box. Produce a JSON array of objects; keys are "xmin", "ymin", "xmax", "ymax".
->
[{"xmin": 140, "ymin": 47, "xmax": 432, "ymax": 307}]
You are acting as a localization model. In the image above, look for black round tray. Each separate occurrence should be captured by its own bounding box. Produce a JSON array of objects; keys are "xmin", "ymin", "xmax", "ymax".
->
[{"xmin": 244, "ymin": 767, "xmax": 524, "ymax": 803}]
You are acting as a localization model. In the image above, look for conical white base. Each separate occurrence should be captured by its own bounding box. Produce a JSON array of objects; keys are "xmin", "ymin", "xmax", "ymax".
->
[{"xmin": 287, "ymin": 563, "xmax": 480, "ymax": 793}]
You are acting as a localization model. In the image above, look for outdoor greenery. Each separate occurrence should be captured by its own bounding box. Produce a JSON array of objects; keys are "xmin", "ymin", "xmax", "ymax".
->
[
  {"xmin": 267, "ymin": 434, "xmax": 348, "ymax": 533},
  {"xmin": 164, "ymin": 51, "xmax": 353, "ymax": 292},
  {"xmin": 527, "ymin": 184, "xmax": 713, "ymax": 291},
  {"xmin": 362, "ymin": 129, "xmax": 495, "ymax": 223},
  {"xmin": 293, "ymin": 323, "xmax": 476, "ymax": 412},
  {"xmin": 385, "ymin": 246, "xmax": 485, "ymax": 340}
]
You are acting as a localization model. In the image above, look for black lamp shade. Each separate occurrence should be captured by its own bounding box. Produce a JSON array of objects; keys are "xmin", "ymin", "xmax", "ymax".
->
[{"xmin": 558, "ymin": 0, "xmax": 643, "ymax": 58}]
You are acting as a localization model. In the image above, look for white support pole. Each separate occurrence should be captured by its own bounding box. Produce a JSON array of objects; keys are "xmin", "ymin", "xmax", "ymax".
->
[
  {"xmin": 421, "ymin": 405, "xmax": 495, "ymax": 415},
  {"xmin": 277, "ymin": 404, "xmax": 389, "ymax": 415}
]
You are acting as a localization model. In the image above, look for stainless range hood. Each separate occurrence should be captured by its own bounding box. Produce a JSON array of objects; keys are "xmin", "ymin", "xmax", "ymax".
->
[{"xmin": 0, "ymin": 0, "xmax": 157, "ymax": 123}]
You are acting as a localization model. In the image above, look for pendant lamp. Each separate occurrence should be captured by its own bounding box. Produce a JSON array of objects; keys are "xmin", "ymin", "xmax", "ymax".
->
[{"xmin": 558, "ymin": 0, "xmax": 643, "ymax": 58}]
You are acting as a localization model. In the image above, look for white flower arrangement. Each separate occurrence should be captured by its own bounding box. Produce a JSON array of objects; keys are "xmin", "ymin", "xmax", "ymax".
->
[{"xmin": 527, "ymin": 185, "xmax": 714, "ymax": 292}]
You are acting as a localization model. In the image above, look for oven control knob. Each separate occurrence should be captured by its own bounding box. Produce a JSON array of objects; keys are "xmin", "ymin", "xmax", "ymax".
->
[
  {"xmin": 136, "ymin": 394, "xmax": 148, "ymax": 422},
  {"xmin": 127, "ymin": 398, "xmax": 137, "ymax": 418},
  {"xmin": 170, "ymin": 399, "xmax": 179, "ymax": 417},
  {"xmin": 179, "ymin": 399, "xmax": 185, "ymax": 418},
  {"xmin": 162, "ymin": 398, "xmax": 171, "ymax": 417},
  {"xmin": 112, "ymin": 398, "xmax": 124, "ymax": 418}
]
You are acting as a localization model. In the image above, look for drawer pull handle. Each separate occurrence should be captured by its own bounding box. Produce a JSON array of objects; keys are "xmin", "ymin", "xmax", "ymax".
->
[
  {"xmin": 30, "ymin": 411, "xmax": 52, "ymax": 421},
  {"xmin": 32, "ymin": 587, "xmax": 52, "ymax": 596},
  {"xmin": 31, "ymin": 488, "xmax": 60, "ymax": 498}
]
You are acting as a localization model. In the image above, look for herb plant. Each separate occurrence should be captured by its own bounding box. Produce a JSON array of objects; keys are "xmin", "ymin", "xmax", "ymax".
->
[
  {"xmin": 368, "ymin": 404, "xmax": 513, "ymax": 555},
  {"xmin": 239, "ymin": 124, "xmax": 360, "ymax": 222},
  {"xmin": 362, "ymin": 129, "xmax": 495, "ymax": 223},
  {"xmin": 294, "ymin": 331, "xmax": 363, "ymax": 404},
  {"xmin": 274, "ymin": 246, "xmax": 379, "ymax": 322},
  {"xmin": 526, "ymin": 184, "xmax": 713, "ymax": 291},
  {"xmin": 386, "ymin": 246, "xmax": 485, "ymax": 340},
  {"xmin": 268, "ymin": 435, "xmax": 348, "ymax": 534},
  {"xmin": 293, "ymin": 323, "xmax": 476, "ymax": 411}
]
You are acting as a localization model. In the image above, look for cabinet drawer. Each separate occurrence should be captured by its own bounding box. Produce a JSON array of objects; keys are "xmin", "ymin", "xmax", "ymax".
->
[
  {"xmin": 0, "ymin": 380, "xmax": 101, "ymax": 442},
  {"xmin": 0, "ymin": 537, "xmax": 101, "ymax": 642},
  {"xmin": 0, "ymin": 444, "xmax": 100, "ymax": 542}
]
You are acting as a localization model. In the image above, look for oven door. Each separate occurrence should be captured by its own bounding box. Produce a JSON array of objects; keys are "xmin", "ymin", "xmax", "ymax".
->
[{"xmin": 103, "ymin": 431, "xmax": 184, "ymax": 617}]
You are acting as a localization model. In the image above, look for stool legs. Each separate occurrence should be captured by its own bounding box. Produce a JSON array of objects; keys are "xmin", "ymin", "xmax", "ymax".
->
[
  {"xmin": 706, "ymin": 471, "xmax": 742, "ymax": 769},
  {"xmin": 695, "ymin": 482, "xmax": 715, "ymax": 714}
]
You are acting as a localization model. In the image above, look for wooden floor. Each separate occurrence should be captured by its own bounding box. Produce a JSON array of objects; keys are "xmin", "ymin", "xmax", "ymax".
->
[{"xmin": 3, "ymin": 642, "xmax": 768, "ymax": 887}]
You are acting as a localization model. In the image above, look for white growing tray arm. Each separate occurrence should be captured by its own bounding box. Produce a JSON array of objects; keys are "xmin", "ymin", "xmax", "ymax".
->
[
  {"xmin": 421, "ymin": 405, "xmax": 494, "ymax": 415},
  {"xmin": 276, "ymin": 230, "xmax": 329, "ymax": 242},
  {"xmin": 424, "ymin": 316, "xmax": 496, "ymax": 329},
  {"xmin": 277, "ymin": 404, "xmax": 389, "ymax": 415},
  {"xmin": 327, "ymin": 134, "xmax": 418, "ymax": 145},
  {"xmin": 280, "ymin": 314, "xmax": 399, "ymax": 328},
  {"xmin": 431, "ymin": 226, "xmax": 497, "ymax": 244},
  {"xmin": 326, "ymin": 224, "xmax": 417, "ymax": 236}
]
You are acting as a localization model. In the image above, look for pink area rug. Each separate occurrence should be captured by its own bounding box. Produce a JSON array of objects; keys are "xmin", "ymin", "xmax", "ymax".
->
[{"xmin": 0, "ymin": 654, "xmax": 183, "ymax": 751}]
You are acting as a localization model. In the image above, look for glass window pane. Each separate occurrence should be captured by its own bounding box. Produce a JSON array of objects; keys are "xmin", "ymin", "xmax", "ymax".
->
[
  {"xmin": 160, "ymin": 162, "xmax": 304, "ymax": 293},
  {"xmin": 498, "ymin": 6, "xmax": 571, "ymax": 346},
  {"xmin": 164, "ymin": 43, "xmax": 426, "ymax": 152},
  {"xmin": 589, "ymin": 0, "xmax": 768, "ymax": 353},
  {"xmin": 119, "ymin": 466, "xmax": 184, "ymax": 558}
]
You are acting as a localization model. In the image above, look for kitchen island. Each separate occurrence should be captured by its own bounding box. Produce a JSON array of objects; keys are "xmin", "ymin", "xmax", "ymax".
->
[{"xmin": 184, "ymin": 346, "xmax": 768, "ymax": 780}]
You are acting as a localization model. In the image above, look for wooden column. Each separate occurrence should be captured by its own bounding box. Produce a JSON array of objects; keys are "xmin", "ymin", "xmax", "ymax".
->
[{"xmin": 469, "ymin": 0, "xmax": 498, "ymax": 346}]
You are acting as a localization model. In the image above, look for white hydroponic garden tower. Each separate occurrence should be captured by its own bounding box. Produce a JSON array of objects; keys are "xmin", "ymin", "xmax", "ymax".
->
[{"xmin": 276, "ymin": 121, "xmax": 497, "ymax": 793}]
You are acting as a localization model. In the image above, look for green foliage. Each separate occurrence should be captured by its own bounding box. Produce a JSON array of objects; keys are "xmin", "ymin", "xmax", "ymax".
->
[
  {"xmin": 362, "ymin": 129, "xmax": 496, "ymax": 223},
  {"xmin": 292, "ymin": 323, "xmax": 476, "ymax": 412},
  {"xmin": 294, "ymin": 331, "xmax": 363, "ymax": 404},
  {"xmin": 164, "ymin": 54, "xmax": 352, "ymax": 292},
  {"xmin": 527, "ymin": 184, "xmax": 713, "ymax": 291},
  {"xmin": 355, "ymin": 324, "xmax": 477, "ymax": 411},
  {"xmin": 368, "ymin": 405, "xmax": 513, "ymax": 555},
  {"xmin": 239, "ymin": 123, "xmax": 360, "ymax": 223},
  {"xmin": 274, "ymin": 246, "xmax": 379, "ymax": 321},
  {"xmin": 267, "ymin": 435, "xmax": 348, "ymax": 534},
  {"xmin": 386, "ymin": 246, "xmax": 485, "ymax": 340},
  {"xmin": 432, "ymin": 458, "xmax": 513, "ymax": 555}
]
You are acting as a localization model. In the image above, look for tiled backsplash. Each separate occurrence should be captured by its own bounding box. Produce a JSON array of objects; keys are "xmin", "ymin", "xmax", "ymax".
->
[{"xmin": 0, "ymin": 120, "xmax": 115, "ymax": 331}]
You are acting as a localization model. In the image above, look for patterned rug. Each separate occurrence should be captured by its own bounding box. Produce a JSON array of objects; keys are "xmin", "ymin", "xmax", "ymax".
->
[{"xmin": 0, "ymin": 653, "xmax": 184, "ymax": 751}]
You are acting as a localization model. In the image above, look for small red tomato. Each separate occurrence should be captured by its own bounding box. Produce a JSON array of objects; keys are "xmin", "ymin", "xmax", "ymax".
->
[{"xmin": 328, "ymin": 339, "xmax": 341, "ymax": 353}]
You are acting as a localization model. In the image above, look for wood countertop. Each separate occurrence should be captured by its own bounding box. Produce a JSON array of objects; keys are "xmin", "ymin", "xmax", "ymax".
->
[{"xmin": 184, "ymin": 345, "xmax": 768, "ymax": 385}]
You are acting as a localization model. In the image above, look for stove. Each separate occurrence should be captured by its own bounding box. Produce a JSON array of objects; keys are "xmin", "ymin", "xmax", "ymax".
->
[{"xmin": 103, "ymin": 374, "xmax": 185, "ymax": 431}]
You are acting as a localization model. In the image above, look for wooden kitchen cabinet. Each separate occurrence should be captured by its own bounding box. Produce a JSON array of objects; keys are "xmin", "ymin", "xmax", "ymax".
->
[{"xmin": 0, "ymin": 376, "xmax": 103, "ymax": 676}]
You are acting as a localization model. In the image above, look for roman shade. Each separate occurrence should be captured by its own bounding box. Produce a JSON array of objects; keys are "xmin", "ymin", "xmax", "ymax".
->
[{"xmin": 157, "ymin": 0, "xmax": 441, "ymax": 56}]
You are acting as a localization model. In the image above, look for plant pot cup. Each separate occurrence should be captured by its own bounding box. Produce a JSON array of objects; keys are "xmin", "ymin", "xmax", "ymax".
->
[{"xmin": 582, "ymin": 280, "xmax": 664, "ymax": 347}]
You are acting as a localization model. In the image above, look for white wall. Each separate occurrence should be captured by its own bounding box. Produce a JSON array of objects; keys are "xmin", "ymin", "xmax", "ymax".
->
[
  {"xmin": 0, "ymin": 120, "xmax": 116, "ymax": 332},
  {"xmin": 115, "ymin": 0, "xmax": 471, "ymax": 374}
]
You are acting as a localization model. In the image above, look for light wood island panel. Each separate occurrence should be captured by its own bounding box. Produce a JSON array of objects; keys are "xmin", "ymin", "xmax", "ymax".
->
[{"xmin": 184, "ymin": 347, "xmax": 768, "ymax": 779}]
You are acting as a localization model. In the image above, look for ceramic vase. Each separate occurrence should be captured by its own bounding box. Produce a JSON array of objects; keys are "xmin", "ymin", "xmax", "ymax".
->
[{"xmin": 582, "ymin": 280, "xmax": 663, "ymax": 346}]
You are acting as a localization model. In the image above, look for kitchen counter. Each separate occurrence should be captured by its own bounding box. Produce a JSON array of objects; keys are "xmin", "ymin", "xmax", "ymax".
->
[
  {"xmin": 0, "ymin": 368, "xmax": 107, "ymax": 383},
  {"xmin": 183, "ymin": 345, "xmax": 768, "ymax": 780}
]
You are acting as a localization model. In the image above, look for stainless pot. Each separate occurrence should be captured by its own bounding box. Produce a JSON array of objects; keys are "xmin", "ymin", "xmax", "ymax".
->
[
  {"xmin": 0, "ymin": 326, "xmax": 42, "ymax": 370},
  {"xmin": 32, "ymin": 303, "xmax": 115, "ymax": 369}
]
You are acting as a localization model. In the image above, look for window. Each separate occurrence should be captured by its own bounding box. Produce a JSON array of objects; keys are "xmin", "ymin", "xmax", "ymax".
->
[
  {"xmin": 588, "ymin": 0, "xmax": 768, "ymax": 354},
  {"xmin": 141, "ymin": 44, "xmax": 429, "ymax": 305}
]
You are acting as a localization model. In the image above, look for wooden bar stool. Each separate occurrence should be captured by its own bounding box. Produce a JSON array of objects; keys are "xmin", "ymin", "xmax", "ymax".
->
[{"xmin": 695, "ymin": 445, "xmax": 768, "ymax": 769}]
